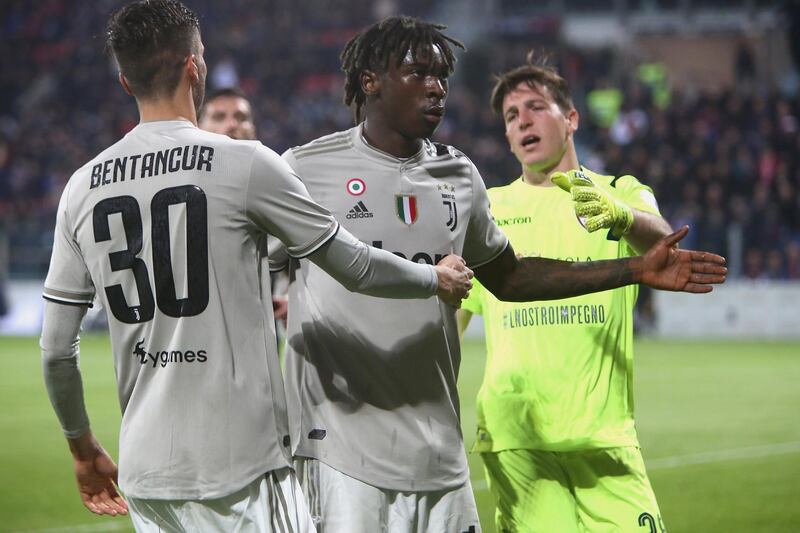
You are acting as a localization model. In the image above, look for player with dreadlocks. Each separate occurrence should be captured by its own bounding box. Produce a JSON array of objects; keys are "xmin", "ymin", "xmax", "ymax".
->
[
  {"xmin": 340, "ymin": 16, "xmax": 464, "ymax": 123},
  {"xmin": 277, "ymin": 15, "xmax": 726, "ymax": 532}
]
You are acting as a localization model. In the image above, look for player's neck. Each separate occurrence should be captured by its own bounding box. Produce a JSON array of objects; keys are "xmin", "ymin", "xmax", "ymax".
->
[
  {"xmin": 362, "ymin": 117, "xmax": 423, "ymax": 159},
  {"xmin": 136, "ymin": 88, "xmax": 198, "ymax": 126},
  {"xmin": 521, "ymin": 145, "xmax": 579, "ymax": 187}
]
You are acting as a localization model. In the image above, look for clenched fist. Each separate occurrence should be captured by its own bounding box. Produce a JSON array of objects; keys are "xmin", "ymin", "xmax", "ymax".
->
[{"xmin": 434, "ymin": 255, "xmax": 474, "ymax": 307}]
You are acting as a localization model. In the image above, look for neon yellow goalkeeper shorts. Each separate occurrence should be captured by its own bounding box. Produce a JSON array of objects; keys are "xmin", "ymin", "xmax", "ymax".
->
[{"xmin": 481, "ymin": 447, "xmax": 666, "ymax": 533}]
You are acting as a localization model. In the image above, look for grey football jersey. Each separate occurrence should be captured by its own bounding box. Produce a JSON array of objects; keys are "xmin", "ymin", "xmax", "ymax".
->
[
  {"xmin": 43, "ymin": 120, "xmax": 338, "ymax": 500},
  {"xmin": 283, "ymin": 124, "xmax": 508, "ymax": 491}
]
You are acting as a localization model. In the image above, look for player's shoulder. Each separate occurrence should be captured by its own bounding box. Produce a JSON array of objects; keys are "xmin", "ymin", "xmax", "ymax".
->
[
  {"xmin": 136, "ymin": 121, "xmax": 266, "ymax": 160},
  {"xmin": 580, "ymin": 167, "xmax": 618, "ymax": 187},
  {"xmin": 486, "ymin": 176, "xmax": 524, "ymax": 204},
  {"xmin": 427, "ymin": 140, "xmax": 468, "ymax": 160},
  {"xmin": 580, "ymin": 167, "xmax": 643, "ymax": 190},
  {"xmin": 288, "ymin": 128, "xmax": 353, "ymax": 162},
  {"xmin": 183, "ymin": 128, "xmax": 283, "ymax": 178},
  {"xmin": 191, "ymin": 128, "xmax": 263, "ymax": 155},
  {"xmin": 420, "ymin": 140, "xmax": 474, "ymax": 179},
  {"xmin": 66, "ymin": 135, "xmax": 132, "ymax": 192}
]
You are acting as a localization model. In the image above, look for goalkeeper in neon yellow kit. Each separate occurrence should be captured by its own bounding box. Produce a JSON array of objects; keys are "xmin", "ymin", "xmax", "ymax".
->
[{"xmin": 458, "ymin": 55, "xmax": 671, "ymax": 533}]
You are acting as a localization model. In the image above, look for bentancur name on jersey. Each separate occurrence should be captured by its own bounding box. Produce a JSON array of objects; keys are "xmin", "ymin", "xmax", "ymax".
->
[{"xmin": 89, "ymin": 145, "xmax": 214, "ymax": 189}]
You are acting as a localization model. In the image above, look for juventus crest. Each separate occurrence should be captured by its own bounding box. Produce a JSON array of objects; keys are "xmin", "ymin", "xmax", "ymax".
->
[
  {"xmin": 443, "ymin": 199, "xmax": 457, "ymax": 231},
  {"xmin": 439, "ymin": 183, "xmax": 458, "ymax": 232}
]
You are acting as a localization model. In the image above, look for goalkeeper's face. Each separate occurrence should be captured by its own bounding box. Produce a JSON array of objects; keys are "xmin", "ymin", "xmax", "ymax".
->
[
  {"xmin": 502, "ymin": 82, "xmax": 577, "ymax": 174},
  {"xmin": 199, "ymin": 95, "xmax": 256, "ymax": 140}
]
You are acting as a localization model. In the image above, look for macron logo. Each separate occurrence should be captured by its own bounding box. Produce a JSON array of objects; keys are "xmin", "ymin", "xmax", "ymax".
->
[{"xmin": 346, "ymin": 201, "xmax": 373, "ymax": 220}]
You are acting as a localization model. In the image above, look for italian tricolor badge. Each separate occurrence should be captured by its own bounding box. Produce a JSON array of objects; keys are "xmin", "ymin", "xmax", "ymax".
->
[{"xmin": 395, "ymin": 194, "xmax": 418, "ymax": 225}]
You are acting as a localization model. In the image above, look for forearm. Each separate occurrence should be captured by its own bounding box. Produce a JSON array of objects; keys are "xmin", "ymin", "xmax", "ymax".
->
[
  {"xmin": 309, "ymin": 227, "xmax": 438, "ymax": 298},
  {"xmin": 624, "ymin": 209, "xmax": 673, "ymax": 255},
  {"xmin": 68, "ymin": 430, "xmax": 102, "ymax": 460},
  {"xmin": 477, "ymin": 246, "xmax": 642, "ymax": 302},
  {"xmin": 503, "ymin": 256, "xmax": 641, "ymax": 301},
  {"xmin": 40, "ymin": 300, "xmax": 90, "ymax": 438}
]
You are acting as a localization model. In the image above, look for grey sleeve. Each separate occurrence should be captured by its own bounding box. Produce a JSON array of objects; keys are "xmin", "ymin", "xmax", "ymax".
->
[
  {"xmin": 40, "ymin": 300, "xmax": 90, "ymax": 439},
  {"xmin": 42, "ymin": 180, "xmax": 95, "ymax": 305},
  {"xmin": 246, "ymin": 145, "xmax": 339, "ymax": 258},
  {"xmin": 308, "ymin": 227, "xmax": 438, "ymax": 299},
  {"xmin": 462, "ymin": 161, "xmax": 509, "ymax": 268},
  {"xmin": 267, "ymin": 234, "xmax": 290, "ymax": 272}
]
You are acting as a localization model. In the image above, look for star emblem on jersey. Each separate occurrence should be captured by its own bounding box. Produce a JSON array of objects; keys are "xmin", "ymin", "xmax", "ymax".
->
[
  {"xmin": 395, "ymin": 194, "xmax": 418, "ymax": 225},
  {"xmin": 346, "ymin": 178, "xmax": 366, "ymax": 196},
  {"xmin": 346, "ymin": 201, "xmax": 373, "ymax": 219}
]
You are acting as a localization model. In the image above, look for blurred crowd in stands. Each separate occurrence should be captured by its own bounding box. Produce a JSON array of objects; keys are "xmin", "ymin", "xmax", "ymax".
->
[{"xmin": 1, "ymin": 0, "xmax": 799, "ymax": 284}]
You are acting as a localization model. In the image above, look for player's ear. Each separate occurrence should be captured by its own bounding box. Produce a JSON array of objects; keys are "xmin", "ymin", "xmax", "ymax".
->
[
  {"xmin": 185, "ymin": 54, "xmax": 199, "ymax": 82},
  {"xmin": 118, "ymin": 72, "xmax": 134, "ymax": 96},
  {"xmin": 361, "ymin": 70, "xmax": 380, "ymax": 97},
  {"xmin": 566, "ymin": 108, "xmax": 579, "ymax": 135}
]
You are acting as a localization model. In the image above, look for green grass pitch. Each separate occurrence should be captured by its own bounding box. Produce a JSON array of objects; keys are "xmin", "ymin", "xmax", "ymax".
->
[{"xmin": 1, "ymin": 335, "xmax": 798, "ymax": 532}]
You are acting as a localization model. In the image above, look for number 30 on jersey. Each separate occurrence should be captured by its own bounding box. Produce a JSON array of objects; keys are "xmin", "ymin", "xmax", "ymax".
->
[{"xmin": 93, "ymin": 185, "xmax": 209, "ymax": 324}]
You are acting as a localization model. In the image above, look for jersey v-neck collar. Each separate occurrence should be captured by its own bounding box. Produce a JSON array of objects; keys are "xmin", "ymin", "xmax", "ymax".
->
[{"xmin": 351, "ymin": 122, "xmax": 427, "ymax": 168}]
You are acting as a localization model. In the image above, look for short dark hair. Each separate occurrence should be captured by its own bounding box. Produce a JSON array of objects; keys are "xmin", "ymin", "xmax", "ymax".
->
[
  {"xmin": 340, "ymin": 16, "xmax": 465, "ymax": 122},
  {"xmin": 490, "ymin": 52, "xmax": 574, "ymax": 117},
  {"xmin": 205, "ymin": 87, "xmax": 248, "ymax": 102},
  {"xmin": 199, "ymin": 87, "xmax": 250, "ymax": 119},
  {"xmin": 106, "ymin": 0, "xmax": 200, "ymax": 100}
]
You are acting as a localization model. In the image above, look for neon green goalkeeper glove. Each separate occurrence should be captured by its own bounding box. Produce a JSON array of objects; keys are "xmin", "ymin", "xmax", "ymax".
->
[{"xmin": 551, "ymin": 169, "xmax": 634, "ymax": 237}]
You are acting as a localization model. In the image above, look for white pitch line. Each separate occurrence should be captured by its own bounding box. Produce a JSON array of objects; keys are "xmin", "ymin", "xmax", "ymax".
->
[
  {"xmin": 645, "ymin": 440, "xmax": 800, "ymax": 470},
  {"xmin": 9, "ymin": 521, "xmax": 130, "ymax": 533},
  {"xmin": 470, "ymin": 440, "xmax": 800, "ymax": 492}
]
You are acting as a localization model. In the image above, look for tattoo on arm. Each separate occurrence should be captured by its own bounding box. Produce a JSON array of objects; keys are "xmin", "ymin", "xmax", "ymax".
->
[{"xmin": 475, "ymin": 245, "xmax": 642, "ymax": 302}]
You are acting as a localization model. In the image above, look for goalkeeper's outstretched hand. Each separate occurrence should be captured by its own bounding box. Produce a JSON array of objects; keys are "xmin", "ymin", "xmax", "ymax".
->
[
  {"xmin": 640, "ymin": 226, "xmax": 727, "ymax": 293},
  {"xmin": 551, "ymin": 169, "xmax": 633, "ymax": 237}
]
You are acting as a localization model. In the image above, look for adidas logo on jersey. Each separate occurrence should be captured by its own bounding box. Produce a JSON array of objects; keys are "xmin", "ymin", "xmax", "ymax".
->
[{"xmin": 346, "ymin": 201, "xmax": 373, "ymax": 219}]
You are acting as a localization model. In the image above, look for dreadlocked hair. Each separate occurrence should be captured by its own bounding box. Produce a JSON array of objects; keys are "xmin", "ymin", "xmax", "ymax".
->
[{"xmin": 340, "ymin": 16, "xmax": 465, "ymax": 123}]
